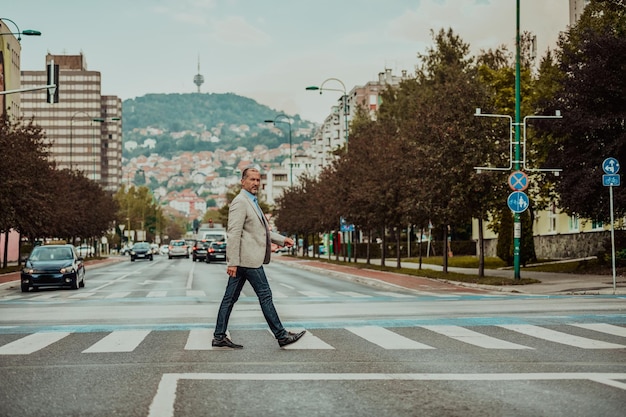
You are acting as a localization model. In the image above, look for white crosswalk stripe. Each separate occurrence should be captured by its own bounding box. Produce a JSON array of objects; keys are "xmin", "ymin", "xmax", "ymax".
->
[
  {"xmin": 0, "ymin": 332, "xmax": 70, "ymax": 355},
  {"xmin": 570, "ymin": 323, "xmax": 626, "ymax": 337},
  {"xmin": 346, "ymin": 326, "xmax": 434, "ymax": 349},
  {"xmin": 421, "ymin": 325, "xmax": 533, "ymax": 349},
  {"xmin": 186, "ymin": 290, "xmax": 206, "ymax": 297},
  {"xmin": 82, "ymin": 330, "xmax": 151, "ymax": 353},
  {"xmin": 68, "ymin": 292, "xmax": 96, "ymax": 299},
  {"xmin": 498, "ymin": 324, "xmax": 626, "ymax": 349},
  {"xmin": 147, "ymin": 291, "xmax": 167, "ymax": 298},
  {"xmin": 105, "ymin": 292, "xmax": 132, "ymax": 299},
  {"xmin": 269, "ymin": 329, "xmax": 334, "ymax": 350}
]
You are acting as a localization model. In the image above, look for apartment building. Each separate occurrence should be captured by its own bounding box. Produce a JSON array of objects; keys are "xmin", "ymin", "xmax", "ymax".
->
[
  {"xmin": 20, "ymin": 53, "xmax": 122, "ymax": 193},
  {"xmin": 310, "ymin": 68, "xmax": 409, "ymax": 172},
  {"xmin": 0, "ymin": 18, "xmax": 23, "ymax": 120},
  {"xmin": 569, "ymin": 0, "xmax": 591, "ymax": 25}
]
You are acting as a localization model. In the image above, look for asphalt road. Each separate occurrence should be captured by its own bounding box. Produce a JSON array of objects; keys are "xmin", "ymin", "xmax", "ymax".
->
[{"xmin": 0, "ymin": 256, "xmax": 624, "ymax": 417}]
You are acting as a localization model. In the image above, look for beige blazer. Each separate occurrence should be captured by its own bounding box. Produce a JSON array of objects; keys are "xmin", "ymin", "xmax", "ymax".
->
[{"xmin": 226, "ymin": 190, "xmax": 287, "ymax": 268}]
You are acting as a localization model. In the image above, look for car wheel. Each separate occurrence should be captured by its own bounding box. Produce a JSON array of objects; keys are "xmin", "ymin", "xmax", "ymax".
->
[
  {"xmin": 150, "ymin": 256, "xmax": 153, "ymax": 261},
  {"xmin": 21, "ymin": 283, "xmax": 29, "ymax": 292}
]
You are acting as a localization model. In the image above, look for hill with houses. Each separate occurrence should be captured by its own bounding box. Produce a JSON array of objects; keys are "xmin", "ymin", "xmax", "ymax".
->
[{"xmin": 121, "ymin": 93, "xmax": 318, "ymax": 219}]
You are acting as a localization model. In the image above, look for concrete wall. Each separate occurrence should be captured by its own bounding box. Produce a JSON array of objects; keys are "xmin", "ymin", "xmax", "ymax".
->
[{"xmin": 479, "ymin": 230, "xmax": 617, "ymax": 260}]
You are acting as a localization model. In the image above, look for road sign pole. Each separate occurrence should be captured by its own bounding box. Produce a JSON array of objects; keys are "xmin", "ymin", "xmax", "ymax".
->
[
  {"xmin": 610, "ymin": 184, "xmax": 616, "ymax": 293},
  {"xmin": 602, "ymin": 157, "xmax": 620, "ymax": 294}
]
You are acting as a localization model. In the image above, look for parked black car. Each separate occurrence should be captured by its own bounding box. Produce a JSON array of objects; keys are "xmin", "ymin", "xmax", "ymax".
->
[
  {"xmin": 21, "ymin": 244, "xmax": 85, "ymax": 292},
  {"xmin": 191, "ymin": 239, "xmax": 211, "ymax": 262},
  {"xmin": 206, "ymin": 241, "xmax": 227, "ymax": 263},
  {"xmin": 130, "ymin": 242, "xmax": 153, "ymax": 262}
]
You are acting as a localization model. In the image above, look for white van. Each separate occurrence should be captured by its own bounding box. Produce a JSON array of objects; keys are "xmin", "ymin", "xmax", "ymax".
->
[{"xmin": 203, "ymin": 230, "xmax": 227, "ymax": 243}]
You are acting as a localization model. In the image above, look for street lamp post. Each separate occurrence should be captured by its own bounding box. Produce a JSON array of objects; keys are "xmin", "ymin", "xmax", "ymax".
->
[
  {"xmin": 0, "ymin": 17, "xmax": 41, "ymax": 41},
  {"xmin": 264, "ymin": 115, "xmax": 293, "ymax": 187},
  {"xmin": 306, "ymin": 78, "xmax": 349, "ymax": 151}
]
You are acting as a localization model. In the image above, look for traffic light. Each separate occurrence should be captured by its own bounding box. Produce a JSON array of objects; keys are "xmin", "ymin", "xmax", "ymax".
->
[{"xmin": 46, "ymin": 61, "xmax": 59, "ymax": 103}]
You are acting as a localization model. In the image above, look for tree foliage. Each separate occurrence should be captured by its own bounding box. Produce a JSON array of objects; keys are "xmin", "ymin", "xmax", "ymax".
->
[
  {"xmin": 0, "ymin": 115, "xmax": 118, "ymax": 259},
  {"xmin": 541, "ymin": 1, "xmax": 626, "ymax": 221}
]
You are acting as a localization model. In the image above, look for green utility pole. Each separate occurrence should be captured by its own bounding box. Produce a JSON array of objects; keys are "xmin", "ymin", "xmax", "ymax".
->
[{"xmin": 513, "ymin": 0, "xmax": 522, "ymax": 280}]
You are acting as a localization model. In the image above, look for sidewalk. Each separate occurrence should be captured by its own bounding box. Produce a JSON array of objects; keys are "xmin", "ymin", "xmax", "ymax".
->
[{"xmin": 274, "ymin": 256, "xmax": 626, "ymax": 296}]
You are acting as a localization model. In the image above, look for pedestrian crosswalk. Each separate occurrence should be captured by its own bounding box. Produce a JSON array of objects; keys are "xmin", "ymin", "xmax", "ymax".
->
[
  {"xmin": 0, "ymin": 323, "xmax": 623, "ymax": 355},
  {"xmin": 0, "ymin": 288, "xmax": 475, "ymax": 302}
]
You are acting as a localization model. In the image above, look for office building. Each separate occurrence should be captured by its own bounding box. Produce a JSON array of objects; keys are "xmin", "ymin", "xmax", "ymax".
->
[{"xmin": 20, "ymin": 53, "xmax": 122, "ymax": 192}]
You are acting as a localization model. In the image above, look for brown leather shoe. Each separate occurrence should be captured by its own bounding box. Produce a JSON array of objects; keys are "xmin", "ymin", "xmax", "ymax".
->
[
  {"xmin": 278, "ymin": 330, "xmax": 306, "ymax": 347},
  {"xmin": 212, "ymin": 337, "xmax": 243, "ymax": 349}
]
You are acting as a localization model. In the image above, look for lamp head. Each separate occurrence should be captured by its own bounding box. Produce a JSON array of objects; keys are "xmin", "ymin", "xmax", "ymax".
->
[
  {"xmin": 305, "ymin": 86, "xmax": 320, "ymax": 93},
  {"xmin": 22, "ymin": 29, "xmax": 41, "ymax": 36}
]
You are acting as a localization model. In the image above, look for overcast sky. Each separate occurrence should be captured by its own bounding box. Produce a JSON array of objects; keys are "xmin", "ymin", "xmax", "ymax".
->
[{"xmin": 4, "ymin": 0, "xmax": 570, "ymax": 122}]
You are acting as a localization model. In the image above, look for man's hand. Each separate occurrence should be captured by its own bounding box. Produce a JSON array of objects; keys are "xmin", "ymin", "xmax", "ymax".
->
[
  {"xmin": 283, "ymin": 237, "xmax": 294, "ymax": 247},
  {"xmin": 227, "ymin": 266, "xmax": 237, "ymax": 277}
]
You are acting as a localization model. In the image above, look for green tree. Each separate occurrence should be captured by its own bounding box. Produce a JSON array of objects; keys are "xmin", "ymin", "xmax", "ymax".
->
[{"xmin": 542, "ymin": 0, "xmax": 626, "ymax": 220}]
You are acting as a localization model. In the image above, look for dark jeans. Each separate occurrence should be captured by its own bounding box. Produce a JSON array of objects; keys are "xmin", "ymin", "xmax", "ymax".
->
[{"xmin": 214, "ymin": 266, "xmax": 287, "ymax": 339}]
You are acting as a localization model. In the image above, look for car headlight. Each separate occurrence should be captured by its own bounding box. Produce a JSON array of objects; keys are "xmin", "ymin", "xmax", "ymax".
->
[
  {"xmin": 23, "ymin": 268, "xmax": 35, "ymax": 274},
  {"xmin": 60, "ymin": 266, "xmax": 74, "ymax": 274},
  {"xmin": 130, "ymin": 251, "xmax": 136, "ymax": 255}
]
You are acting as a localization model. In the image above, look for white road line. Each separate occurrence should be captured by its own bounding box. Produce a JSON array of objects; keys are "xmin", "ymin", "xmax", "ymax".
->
[
  {"xmin": 82, "ymin": 330, "xmax": 151, "ymax": 353},
  {"xmin": 0, "ymin": 332, "xmax": 70, "ymax": 355},
  {"xmin": 346, "ymin": 326, "xmax": 434, "ymax": 349},
  {"xmin": 422, "ymin": 325, "xmax": 533, "ymax": 349},
  {"xmin": 185, "ymin": 329, "xmax": 213, "ymax": 350},
  {"xmin": 298, "ymin": 291, "xmax": 329, "ymax": 298},
  {"xmin": 186, "ymin": 290, "xmax": 205, "ymax": 297},
  {"xmin": 570, "ymin": 323, "xmax": 626, "ymax": 337},
  {"xmin": 337, "ymin": 291, "xmax": 372, "ymax": 298},
  {"xmin": 0, "ymin": 295, "xmax": 22, "ymax": 301},
  {"xmin": 268, "ymin": 329, "xmax": 334, "ymax": 350},
  {"xmin": 28, "ymin": 293, "xmax": 60, "ymax": 300},
  {"xmin": 272, "ymin": 291, "xmax": 288, "ymax": 298},
  {"xmin": 279, "ymin": 283, "xmax": 295, "ymax": 290},
  {"xmin": 105, "ymin": 292, "xmax": 132, "ymax": 299},
  {"xmin": 373, "ymin": 291, "xmax": 415, "ymax": 298},
  {"xmin": 148, "ymin": 372, "xmax": 626, "ymax": 417},
  {"xmin": 498, "ymin": 324, "xmax": 626, "ymax": 349},
  {"xmin": 147, "ymin": 291, "xmax": 167, "ymax": 298},
  {"xmin": 68, "ymin": 292, "xmax": 96, "ymax": 299},
  {"xmin": 185, "ymin": 262, "xmax": 195, "ymax": 290}
]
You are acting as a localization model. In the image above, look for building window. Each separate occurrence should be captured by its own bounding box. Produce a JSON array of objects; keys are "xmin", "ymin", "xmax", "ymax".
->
[
  {"xmin": 548, "ymin": 203, "xmax": 558, "ymax": 233},
  {"xmin": 592, "ymin": 219, "xmax": 603, "ymax": 230},
  {"xmin": 569, "ymin": 214, "xmax": 579, "ymax": 232}
]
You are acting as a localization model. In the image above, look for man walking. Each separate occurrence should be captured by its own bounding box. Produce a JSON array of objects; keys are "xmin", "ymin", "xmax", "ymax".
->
[{"xmin": 212, "ymin": 166, "xmax": 305, "ymax": 349}]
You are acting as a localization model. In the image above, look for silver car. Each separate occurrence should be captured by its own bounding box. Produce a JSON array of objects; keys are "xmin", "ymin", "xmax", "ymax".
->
[{"xmin": 168, "ymin": 240, "xmax": 189, "ymax": 259}]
